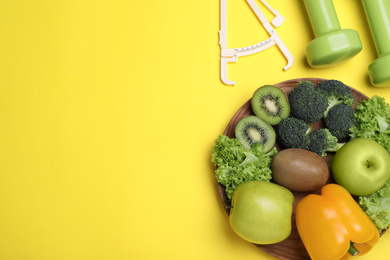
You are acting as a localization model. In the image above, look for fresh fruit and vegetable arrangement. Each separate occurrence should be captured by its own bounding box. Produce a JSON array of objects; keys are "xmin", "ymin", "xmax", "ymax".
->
[{"xmin": 211, "ymin": 78, "xmax": 390, "ymax": 260}]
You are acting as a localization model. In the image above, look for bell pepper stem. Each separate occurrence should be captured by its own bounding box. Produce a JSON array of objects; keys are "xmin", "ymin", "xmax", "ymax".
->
[{"xmin": 348, "ymin": 242, "xmax": 360, "ymax": 256}]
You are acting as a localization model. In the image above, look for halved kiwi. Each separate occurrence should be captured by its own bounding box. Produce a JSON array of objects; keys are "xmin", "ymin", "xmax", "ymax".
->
[
  {"xmin": 235, "ymin": 115, "xmax": 276, "ymax": 152},
  {"xmin": 251, "ymin": 85, "xmax": 290, "ymax": 125}
]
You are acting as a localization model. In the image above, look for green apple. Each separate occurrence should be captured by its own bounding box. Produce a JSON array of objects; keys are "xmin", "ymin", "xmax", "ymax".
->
[
  {"xmin": 229, "ymin": 180, "xmax": 294, "ymax": 244},
  {"xmin": 332, "ymin": 138, "xmax": 390, "ymax": 196}
]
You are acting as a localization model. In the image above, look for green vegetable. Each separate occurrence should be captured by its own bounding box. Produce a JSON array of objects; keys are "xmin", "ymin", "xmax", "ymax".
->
[
  {"xmin": 359, "ymin": 179, "xmax": 390, "ymax": 232},
  {"xmin": 316, "ymin": 79, "xmax": 355, "ymax": 117},
  {"xmin": 349, "ymin": 95, "xmax": 390, "ymax": 152},
  {"xmin": 288, "ymin": 81, "xmax": 329, "ymax": 123},
  {"xmin": 324, "ymin": 104, "xmax": 357, "ymax": 140},
  {"xmin": 276, "ymin": 117, "xmax": 312, "ymax": 150},
  {"xmin": 308, "ymin": 129, "xmax": 344, "ymax": 157},
  {"xmin": 211, "ymin": 135, "xmax": 277, "ymax": 200}
]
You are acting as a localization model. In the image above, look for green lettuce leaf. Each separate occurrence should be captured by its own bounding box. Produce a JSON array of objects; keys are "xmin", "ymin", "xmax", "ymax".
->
[
  {"xmin": 359, "ymin": 179, "xmax": 390, "ymax": 232},
  {"xmin": 211, "ymin": 135, "xmax": 277, "ymax": 200},
  {"xmin": 350, "ymin": 95, "xmax": 390, "ymax": 152}
]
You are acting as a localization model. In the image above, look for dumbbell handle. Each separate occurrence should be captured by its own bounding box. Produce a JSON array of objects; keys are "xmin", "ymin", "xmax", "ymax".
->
[
  {"xmin": 303, "ymin": 0, "xmax": 340, "ymax": 37},
  {"xmin": 362, "ymin": 0, "xmax": 390, "ymax": 57}
]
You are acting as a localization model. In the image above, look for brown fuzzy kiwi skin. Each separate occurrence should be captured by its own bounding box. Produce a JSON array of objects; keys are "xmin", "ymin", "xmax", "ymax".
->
[{"xmin": 271, "ymin": 148, "xmax": 329, "ymax": 192}]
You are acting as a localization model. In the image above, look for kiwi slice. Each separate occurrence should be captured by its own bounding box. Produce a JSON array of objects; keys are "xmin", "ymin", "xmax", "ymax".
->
[
  {"xmin": 235, "ymin": 115, "xmax": 276, "ymax": 152},
  {"xmin": 251, "ymin": 85, "xmax": 290, "ymax": 125}
]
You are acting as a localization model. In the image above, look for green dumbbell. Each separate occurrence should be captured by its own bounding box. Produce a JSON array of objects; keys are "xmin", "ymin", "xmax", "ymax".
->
[
  {"xmin": 303, "ymin": 0, "xmax": 362, "ymax": 68},
  {"xmin": 362, "ymin": 0, "xmax": 390, "ymax": 87}
]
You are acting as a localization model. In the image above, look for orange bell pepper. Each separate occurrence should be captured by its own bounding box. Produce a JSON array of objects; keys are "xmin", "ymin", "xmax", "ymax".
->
[{"xmin": 296, "ymin": 184, "xmax": 379, "ymax": 260}]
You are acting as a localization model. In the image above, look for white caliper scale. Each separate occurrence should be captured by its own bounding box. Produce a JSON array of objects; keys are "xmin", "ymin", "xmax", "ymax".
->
[{"xmin": 219, "ymin": 0, "xmax": 294, "ymax": 85}]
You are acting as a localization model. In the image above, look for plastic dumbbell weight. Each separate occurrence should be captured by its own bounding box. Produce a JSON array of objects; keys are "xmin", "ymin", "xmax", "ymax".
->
[
  {"xmin": 303, "ymin": 0, "xmax": 362, "ymax": 68},
  {"xmin": 362, "ymin": 0, "xmax": 390, "ymax": 87}
]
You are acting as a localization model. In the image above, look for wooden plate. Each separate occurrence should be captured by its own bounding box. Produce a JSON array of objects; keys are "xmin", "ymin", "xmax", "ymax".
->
[{"xmin": 218, "ymin": 78, "xmax": 370, "ymax": 260}]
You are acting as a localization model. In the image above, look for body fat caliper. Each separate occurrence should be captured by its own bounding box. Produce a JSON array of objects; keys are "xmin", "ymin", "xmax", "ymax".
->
[{"xmin": 219, "ymin": 0, "xmax": 294, "ymax": 85}]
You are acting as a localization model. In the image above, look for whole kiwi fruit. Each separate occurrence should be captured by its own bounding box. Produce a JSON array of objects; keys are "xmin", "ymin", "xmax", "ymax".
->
[{"xmin": 271, "ymin": 148, "xmax": 329, "ymax": 191}]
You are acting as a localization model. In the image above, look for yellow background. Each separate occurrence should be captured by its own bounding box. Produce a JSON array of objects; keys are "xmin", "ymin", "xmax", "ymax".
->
[{"xmin": 0, "ymin": 0, "xmax": 389, "ymax": 259}]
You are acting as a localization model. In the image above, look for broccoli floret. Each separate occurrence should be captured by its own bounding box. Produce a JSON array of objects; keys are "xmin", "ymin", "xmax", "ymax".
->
[
  {"xmin": 316, "ymin": 80, "xmax": 355, "ymax": 117},
  {"xmin": 276, "ymin": 117, "xmax": 312, "ymax": 149},
  {"xmin": 308, "ymin": 129, "xmax": 344, "ymax": 157},
  {"xmin": 324, "ymin": 103, "xmax": 357, "ymax": 140},
  {"xmin": 288, "ymin": 81, "xmax": 329, "ymax": 123}
]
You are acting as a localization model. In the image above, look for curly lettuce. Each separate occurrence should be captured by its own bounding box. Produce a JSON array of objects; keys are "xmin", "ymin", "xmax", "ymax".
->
[
  {"xmin": 211, "ymin": 134, "xmax": 277, "ymax": 200},
  {"xmin": 350, "ymin": 95, "xmax": 390, "ymax": 152},
  {"xmin": 359, "ymin": 179, "xmax": 390, "ymax": 232}
]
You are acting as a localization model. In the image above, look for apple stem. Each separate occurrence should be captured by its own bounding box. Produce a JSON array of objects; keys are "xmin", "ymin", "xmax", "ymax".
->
[
  {"xmin": 348, "ymin": 242, "xmax": 360, "ymax": 256},
  {"xmin": 224, "ymin": 206, "xmax": 233, "ymax": 209}
]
